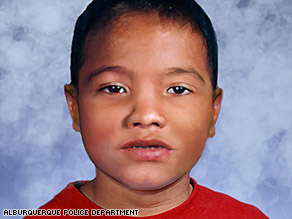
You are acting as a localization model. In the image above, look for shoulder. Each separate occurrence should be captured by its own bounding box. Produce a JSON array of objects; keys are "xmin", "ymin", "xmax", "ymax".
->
[
  {"xmin": 41, "ymin": 181, "xmax": 88, "ymax": 209},
  {"xmin": 23, "ymin": 180, "xmax": 95, "ymax": 218},
  {"xmin": 192, "ymin": 182, "xmax": 268, "ymax": 218}
]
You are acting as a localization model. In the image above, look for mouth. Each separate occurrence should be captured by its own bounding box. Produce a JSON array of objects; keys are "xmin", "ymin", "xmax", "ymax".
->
[
  {"xmin": 131, "ymin": 146, "xmax": 164, "ymax": 149},
  {"xmin": 120, "ymin": 139, "xmax": 173, "ymax": 150},
  {"xmin": 120, "ymin": 139, "xmax": 174, "ymax": 161}
]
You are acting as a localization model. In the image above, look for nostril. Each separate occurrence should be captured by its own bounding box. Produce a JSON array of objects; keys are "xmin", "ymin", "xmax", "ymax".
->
[
  {"xmin": 133, "ymin": 122, "xmax": 160, "ymax": 127},
  {"xmin": 133, "ymin": 122, "xmax": 141, "ymax": 127}
]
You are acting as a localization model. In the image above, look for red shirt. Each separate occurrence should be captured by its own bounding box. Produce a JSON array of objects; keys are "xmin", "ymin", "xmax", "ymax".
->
[{"xmin": 24, "ymin": 178, "xmax": 268, "ymax": 218}]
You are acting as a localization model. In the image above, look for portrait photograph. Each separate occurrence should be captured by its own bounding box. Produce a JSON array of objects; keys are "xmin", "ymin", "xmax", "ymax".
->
[{"xmin": 0, "ymin": 0, "xmax": 291, "ymax": 218}]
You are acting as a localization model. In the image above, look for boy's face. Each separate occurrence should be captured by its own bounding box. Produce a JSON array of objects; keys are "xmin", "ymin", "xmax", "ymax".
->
[{"xmin": 65, "ymin": 13, "xmax": 222, "ymax": 190}]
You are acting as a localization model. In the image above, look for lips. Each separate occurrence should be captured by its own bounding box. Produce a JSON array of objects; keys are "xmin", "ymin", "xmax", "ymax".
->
[
  {"xmin": 120, "ymin": 139, "xmax": 173, "ymax": 150},
  {"xmin": 120, "ymin": 139, "xmax": 174, "ymax": 161}
]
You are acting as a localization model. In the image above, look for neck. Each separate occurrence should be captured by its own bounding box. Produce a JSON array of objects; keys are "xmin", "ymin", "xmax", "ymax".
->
[{"xmin": 81, "ymin": 171, "xmax": 192, "ymax": 217}]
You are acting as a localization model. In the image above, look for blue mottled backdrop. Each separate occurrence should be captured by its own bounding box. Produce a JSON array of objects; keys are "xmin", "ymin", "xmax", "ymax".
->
[{"xmin": 0, "ymin": 0, "xmax": 291, "ymax": 218}]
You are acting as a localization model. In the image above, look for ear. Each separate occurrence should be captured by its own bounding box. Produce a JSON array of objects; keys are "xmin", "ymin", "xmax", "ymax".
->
[
  {"xmin": 208, "ymin": 87, "xmax": 223, "ymax": 137},
  {"xmin": 64, "ymin": 84, "xmax": 80, "ymax": 132}
]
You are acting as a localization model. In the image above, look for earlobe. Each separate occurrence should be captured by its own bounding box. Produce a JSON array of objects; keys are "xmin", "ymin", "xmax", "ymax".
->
[
  {"xmin": 208, "ymin": 87, "xmax": 223, "ymax": 138},
  {"xmin": 64, "ymin": 84, "xmax": 80, "ymax": 132}
]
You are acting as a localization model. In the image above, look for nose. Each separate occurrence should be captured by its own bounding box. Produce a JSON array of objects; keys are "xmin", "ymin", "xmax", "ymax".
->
[{"xmin": 125, "ymin": 93, "xmax": 166, "ymax": 129}]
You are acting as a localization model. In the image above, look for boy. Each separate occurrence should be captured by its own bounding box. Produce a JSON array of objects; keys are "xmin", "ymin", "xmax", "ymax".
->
[{"xmin": 26, "ymin": 0, "xmax": 268, "ymax": 218}]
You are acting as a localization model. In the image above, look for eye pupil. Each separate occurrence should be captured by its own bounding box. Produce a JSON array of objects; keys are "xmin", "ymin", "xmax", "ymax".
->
[
  {"xmin": 174, "ymin": 86, "xmax": 185, "ymax": 94},
  {"xmin": 99, "ymin": 84, "xmax": 127, "ymax": 94},
  {"xmin": 107, "ymin": 85, "xmax": 125, "ymax": 93},
  {"xmin": 109, "ymin": 85, "xmax": 120, "ymax": 92},
  {"xmin": 167, "ymin": 86, "xmax": 190, "ymax": 95}
]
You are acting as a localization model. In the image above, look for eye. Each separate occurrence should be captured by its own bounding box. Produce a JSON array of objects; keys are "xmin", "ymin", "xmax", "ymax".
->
[
  {"xmin": 167, "ymin": 86, "xmax": 191, "ymax": 95},
  {"xmin": 99, "ymin": 85, "xmax": 127, "ymax": 94}
]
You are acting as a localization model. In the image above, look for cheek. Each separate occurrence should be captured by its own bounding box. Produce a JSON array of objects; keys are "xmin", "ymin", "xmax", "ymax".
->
[
  {"xmin": 170, "ymin": 98, "xmax": 212, "ymax": 136},
  {"xmin": 78, "ymin": 103, "xmax": 123, "ymax": 152},
  {"xmin": 169, "ymin": 99, "xmax": 212, "ymax": 160}
]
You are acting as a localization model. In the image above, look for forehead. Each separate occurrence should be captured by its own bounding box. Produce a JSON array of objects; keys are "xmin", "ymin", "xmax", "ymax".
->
[
  {"xmin": 84, "ymin": 11, "xmax": 205, "ymax": 55},
  {"xmin": 110, "ymin": 11, "xmax": 196, "ymax": 33},
  {"xmin": 86, "ymin": 13, "xmax": 205, "ymax": 55},
  {"xmin": 79, "ymin": 12, "xmax": 211, "ymax": 88}
]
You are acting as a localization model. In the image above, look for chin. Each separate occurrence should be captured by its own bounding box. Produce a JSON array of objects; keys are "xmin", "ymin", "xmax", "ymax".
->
[{"xmin": 117, "ymin": 172, "xmax": 178, "ymax": 191}]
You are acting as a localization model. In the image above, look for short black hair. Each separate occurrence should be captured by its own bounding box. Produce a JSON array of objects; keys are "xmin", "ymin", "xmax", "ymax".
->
[{"xmin": 71, "ymin": 0, "xmax": 218, "ymax": 90}]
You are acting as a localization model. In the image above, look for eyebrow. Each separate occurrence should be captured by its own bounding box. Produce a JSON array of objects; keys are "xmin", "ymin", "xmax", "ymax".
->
[
  {"xmin": 87, "ymin": 65, "xmax": 129, "ymax": 83},
  {"xmin": 87, "ymin": 65, "xmax": 205, "ymax": 85},
  {"xmin": 166, "ymin": 67, "xmax": 206, "ymax": 84}
]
